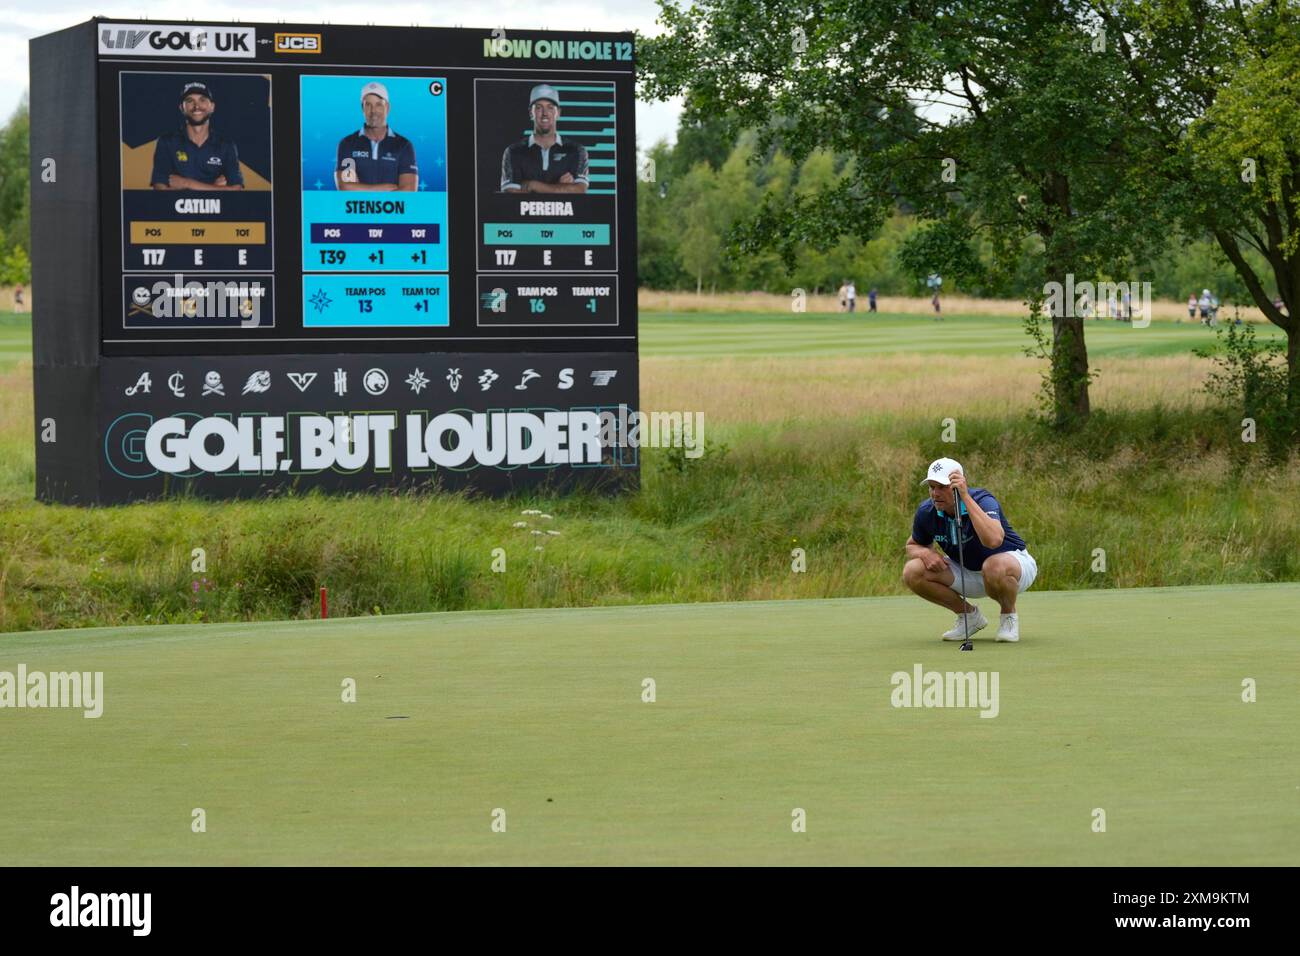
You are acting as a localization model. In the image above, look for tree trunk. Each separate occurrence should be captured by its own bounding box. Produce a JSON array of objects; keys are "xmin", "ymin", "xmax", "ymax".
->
[
  {"xmin": 1288, "ymin": 326, "xmax": 1300, "ymax": 437},
  {"xmin": 1051, "ymin": 310, "xmax": 1092, "ymax": 424},
  {"xmin": 1044, "ymin": 248, "xmax": 1091, "ymax": 427},
  {"xmin": 1040, "ymin": 173, "xmax": 1091, "ymax": 427}
]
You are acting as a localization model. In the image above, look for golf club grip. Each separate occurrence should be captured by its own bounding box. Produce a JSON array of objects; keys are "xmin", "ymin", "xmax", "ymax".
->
[
  {"xmin": 954, "ymin": 494, "xmax": 969, "ymax": 641},
  {"xmin": 954, "ymin": 495, "xmax": 965, "ymax": 573}
]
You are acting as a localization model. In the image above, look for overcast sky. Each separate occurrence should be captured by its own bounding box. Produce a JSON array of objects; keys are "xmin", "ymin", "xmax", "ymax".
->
[{"xmin": 0, "ymin": 3, "xmax": 684, "ymax": 149}]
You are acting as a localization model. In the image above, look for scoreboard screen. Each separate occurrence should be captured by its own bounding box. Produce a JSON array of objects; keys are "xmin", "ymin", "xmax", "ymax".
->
[
  {"xmin": 31, "ymin": 19, "xmax": 638, "ymax": 504},
  {"xmin": 299, "ymin": 73, "xmax": 450, "ymax": 329},
  {"xmin": 118, "ymin": 70, "xmax": 276, "ymax": 330}
]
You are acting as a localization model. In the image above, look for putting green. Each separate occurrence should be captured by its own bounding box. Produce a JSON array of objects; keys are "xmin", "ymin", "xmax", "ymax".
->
[{"xmin": 2, "ymin": 583, "xmax": 1295, "ymax": 865}]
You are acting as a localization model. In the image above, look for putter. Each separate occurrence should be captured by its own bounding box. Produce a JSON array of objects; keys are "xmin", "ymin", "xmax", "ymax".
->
[{"xmin": 954, "ymin": 483, "xmax": 973, "ymax": 651}]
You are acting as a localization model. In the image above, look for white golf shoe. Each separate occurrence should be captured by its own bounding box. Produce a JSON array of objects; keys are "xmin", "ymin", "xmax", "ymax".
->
[
  {"xmin": 996, "ymin": 613, "xmax": 1020, "ymax": 642},
  {"xmin": 941, "ymin": 606, "xmax": 988, "ymax": 641}
]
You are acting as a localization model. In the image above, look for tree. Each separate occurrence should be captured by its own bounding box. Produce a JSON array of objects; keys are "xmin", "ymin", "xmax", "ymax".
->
[
  {"xmin": 669, "ymin": 111, "xmax": 734, "ymax": 176},
  {"xmin": 641, "ymin": 1, "xmax": 1174, "ymax": 427},
  {"xmin": 714, "ymin": 136, "xmax": 762, "ymax": 288},
  {"xmin": 0, "ymin": 244, "xmax": 29, "ymax": 287},
  {"xmin": 674, "ymin": 161, "xmax": 725, "ymax": 293},
  {"xmin": 637, "ymin": 139, "xmax": 690, "ymax": 288},
  {"xmin": 1118, "ymin": 0, "xmax": 1300, "ymax": 437},
  {"xmin": 747, "ymin": 148, "xmax": 795, "ymax": 291},
  {"xmin": 0, "ymin": 93, "xmax": 30, "ymax": 278},
  {"xmin": 791, "ymin": 148, "xmax": 846, "ymax": 292}
]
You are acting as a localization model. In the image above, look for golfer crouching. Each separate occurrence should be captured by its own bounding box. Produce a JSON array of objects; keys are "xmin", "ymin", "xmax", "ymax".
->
[{"xmin": 902, "ymin": 457, "xmax": 1038, "ymax": 642}]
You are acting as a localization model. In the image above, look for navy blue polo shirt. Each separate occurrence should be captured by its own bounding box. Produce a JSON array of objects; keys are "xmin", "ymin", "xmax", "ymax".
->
[
  {"xmin": 151, "ymin": 129, "xmax": 243, "ymax": 186},
  {"xmin": 335, "ymin": 129, "xmax": 417, "ymax": 186},
  {"xmin": 912, "ymin": 488, "xmax": 1027, "ymax": 571},
  {"xmin": 500, "ymin": 134, "xmax": 589, "ymax": 190}
]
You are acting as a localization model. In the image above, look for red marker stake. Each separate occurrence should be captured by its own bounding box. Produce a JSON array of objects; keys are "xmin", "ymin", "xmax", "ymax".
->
[{"xmin": 320, "ymin": 586, "xmax": 328, "ymax": 620}]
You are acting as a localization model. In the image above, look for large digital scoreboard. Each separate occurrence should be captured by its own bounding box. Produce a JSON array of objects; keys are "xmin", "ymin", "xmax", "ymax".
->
[{"xmin": 30, "ymin": 19, "xmax": 637, "ymax": 503}]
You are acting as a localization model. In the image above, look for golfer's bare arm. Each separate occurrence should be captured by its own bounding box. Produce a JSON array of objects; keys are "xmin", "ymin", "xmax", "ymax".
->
[
  {"xmin": 905, "ymin": 537, "xmax": 941, "ymax": 566},
  {"xmin": 521, "ymin": 180, "xmax": 588, "ymax": 193},
  {"xmin": 336, "ymin": 176, "xmax": 398, "ymax": 191},
  {"xmin": 959, "ymin": 493, "xmax": 1005, "ymax": 548}
]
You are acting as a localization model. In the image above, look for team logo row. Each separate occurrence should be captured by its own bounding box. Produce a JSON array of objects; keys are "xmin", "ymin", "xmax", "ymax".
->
[{"xmin": 122, "ymin": 367, "xmax": 619, "ymax": 398}]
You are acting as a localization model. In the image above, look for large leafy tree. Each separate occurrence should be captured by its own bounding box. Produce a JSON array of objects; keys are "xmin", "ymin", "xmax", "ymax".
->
[
  {"xmin": 641, "ymin": 1, "xmax": 1174, "ymax": 426},
  {"xmin": 1110, "ymin": 0, "xmax": 1300, "ymax": 435},
  {"xmin": 674, "ymin": 161, "xmax": 727, "ymax": 292},
  {"xmin": 0, "ymin": 95, "xmax": 30, "ymax": 281}
]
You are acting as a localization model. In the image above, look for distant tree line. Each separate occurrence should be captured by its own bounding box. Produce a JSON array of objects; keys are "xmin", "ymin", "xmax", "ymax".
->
[
  {"xmin": 639, "ymin": 114, "xmax": 1272, "ymax": 305},
  {"xmin": 0, "ymin": 94, "xmax": 30, "ymax": 286}
]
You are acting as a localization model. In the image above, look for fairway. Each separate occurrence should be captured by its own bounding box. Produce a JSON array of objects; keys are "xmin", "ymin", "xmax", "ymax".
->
[
  {"xmin": 0, "ymin": 310, "xmax": 1280, "ymax": 370},
  {"xmin": 0, "ymin": 312, "xmax": 29, "ymax": 369},
  {"xmin": 639, "ymin": 310, "xmax": 1282, "ymax": 359},
  {"xmin": 2, "ymin": 583, "xmax": 1295, "ymax": 866}
]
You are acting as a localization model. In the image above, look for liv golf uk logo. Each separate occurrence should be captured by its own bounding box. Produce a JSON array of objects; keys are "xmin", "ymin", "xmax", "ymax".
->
[{"xmin": 98, "ymin": 24, "xmax": 256, "ymax": 57}]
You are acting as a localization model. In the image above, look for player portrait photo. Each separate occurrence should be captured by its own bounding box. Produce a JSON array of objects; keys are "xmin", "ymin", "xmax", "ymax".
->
[
  {"xmin": 475, "ymin": 78, "xmax": 616, "ymax": 200},
  {"xmin": 299, "ymin": 74, "xmax": 446, "ymax": 198},
  {"xmin": 473, "ymin": 78, "xmax": 618, "ymax": 273},
  {"xmin": 334, "ymin": 81, "xmax": 419, "ymax": 191},
  {"xmin": 500, "ymin": 84, "xmax": 589, "ymax": 194},
  {"xmin": 120, "ymin": 72, "xmax": 272, "ymax": 192},
  {"xmin": 151, "ymin": 81, "xmax": 243, "ymax": 191},
  {"xmin": 117, "ymin": 71, "xmax": 275, "ymax": 306},
  {"xmin": 299, "ymin": 74, "xmax": 449, "ymax": 284}
]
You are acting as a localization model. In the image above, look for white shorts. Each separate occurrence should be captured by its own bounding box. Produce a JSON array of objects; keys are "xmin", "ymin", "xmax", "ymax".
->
[{"xmin": 944, "ymin": 550, "xmax": 1037, "ymax": 598}]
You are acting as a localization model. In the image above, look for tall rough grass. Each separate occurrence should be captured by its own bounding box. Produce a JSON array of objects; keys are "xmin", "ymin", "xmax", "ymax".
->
[{"xmin": 2, "ymin": 356, "xmax": 1298, "ymax": 632}]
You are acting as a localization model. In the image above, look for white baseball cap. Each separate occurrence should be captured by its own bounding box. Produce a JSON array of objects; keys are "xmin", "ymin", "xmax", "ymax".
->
[
  {"xmin": 360, "ymin": 81, "xmax": 389, "ymax": 103},
  {"xmin": 920, "ymin": 457, "xmax": 964, "ymax": 486},
  {"xmin": 529, "ymin": 84, "xmax": 561, "ymax": 108}
]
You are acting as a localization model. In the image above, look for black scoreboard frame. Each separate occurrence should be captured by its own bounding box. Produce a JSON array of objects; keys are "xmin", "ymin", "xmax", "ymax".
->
[{"xmin": 31, "ymin": 18, "xmax": 639, "ymax": 504}]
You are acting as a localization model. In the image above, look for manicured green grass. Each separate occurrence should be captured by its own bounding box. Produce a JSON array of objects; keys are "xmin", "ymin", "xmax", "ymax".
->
[
  {"xmin": 0, "ymin": 310, "xmax": 1280, "ymax": 368},
  {"xmin": 0, "ymin": 310, "xmax": 30, "ymax": 369},
  {"xmin": 640, "ymin": 311, "xmax": 1282, "ymax": 359},
  {"xmin": 2, "ymin": 305, "xmax": 1295, "ymax": 864},
  {"xmin": 2, "ymin": 583, "xmax": 1295, "ymax": 865}
]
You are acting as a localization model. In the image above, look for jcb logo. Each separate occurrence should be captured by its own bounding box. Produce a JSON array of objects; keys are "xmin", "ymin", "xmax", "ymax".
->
[{"xmin": 275, "ymin": 33, "xmax": 321, "ymax": 53}]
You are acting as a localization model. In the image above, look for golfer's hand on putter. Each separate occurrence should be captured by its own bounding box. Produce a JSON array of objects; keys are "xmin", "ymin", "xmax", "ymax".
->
[{"xmin": 948, "ymin": 470, "xmax": 968, "ymax": 498}]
